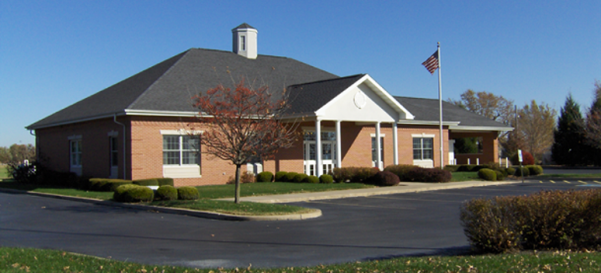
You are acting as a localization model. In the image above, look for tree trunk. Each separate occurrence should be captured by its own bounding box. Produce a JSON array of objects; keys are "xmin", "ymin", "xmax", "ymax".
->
[{"xmin": 234, "ymin": 164, "xmax": 241, "ymax": 204}]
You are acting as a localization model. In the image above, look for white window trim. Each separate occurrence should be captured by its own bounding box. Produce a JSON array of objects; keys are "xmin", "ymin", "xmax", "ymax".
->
[
  {"xmin": 162, "ymin": 132, "xmax": 201, "ymax": 178},
  {"xmin": 412, "ymin": 136, "xmax": 434, "ymax": 161},
  {"xmin": 370, "ymin": 133, "xmax": 386, "ymax": 137},
  {"xmin": 412, "ymin": 133, "xmax": 435, "ymax": 138}
]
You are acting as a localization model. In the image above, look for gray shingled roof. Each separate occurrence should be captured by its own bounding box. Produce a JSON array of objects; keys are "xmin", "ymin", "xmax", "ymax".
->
[
  {"xmin": 27, "ymin": 48, "xmax": 338, "ymax": 129},
  {"xmin": 395, "ymin": 96, "xmax": 512, "ymax": 129},
  {"xmin": 286, "ymin": 74, "xmax": 366, "ymax": 116}
]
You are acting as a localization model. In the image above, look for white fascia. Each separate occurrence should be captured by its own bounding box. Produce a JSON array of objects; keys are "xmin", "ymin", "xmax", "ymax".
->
[
  {"xmin": 314, "ymin": 74, "xmax": 414, "ymax": 121},
  {"xmin": 449, "ymin": 125, "xmax": 514, "ymax": 132},
  {"xmin": 396, "ymin": 120, "xmax": 460, "ymax": 126},
  {"xmin": 124, "ymin": 109, "xmax": 200, "ymax": 117}
]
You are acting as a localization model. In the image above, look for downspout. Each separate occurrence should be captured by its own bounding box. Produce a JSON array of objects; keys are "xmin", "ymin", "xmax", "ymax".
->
[
  {"xmin": 113, "ymin": 114, "xmax": 127, "ymax": 180},
  {"xmin": 30, "ymin": 130, "xmax": 38, "ymax": 163}
]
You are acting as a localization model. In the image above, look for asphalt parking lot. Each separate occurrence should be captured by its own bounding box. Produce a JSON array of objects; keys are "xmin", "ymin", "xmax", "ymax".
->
[{"xmin": 0, "ymin": 180, "xmax": 595, "ymax": 269}]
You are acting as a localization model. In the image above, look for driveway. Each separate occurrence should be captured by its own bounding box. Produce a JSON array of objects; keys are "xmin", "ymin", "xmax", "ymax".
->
[{"xmin": 0, "ymin": 181, "xmax": 585, "ymax": 269}]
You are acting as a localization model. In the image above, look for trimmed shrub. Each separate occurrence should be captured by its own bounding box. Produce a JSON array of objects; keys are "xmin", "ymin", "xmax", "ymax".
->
[
  {"xmin": 444, "ymin": 165, "xmax": 460, "ymax": 172},
  {"xmin": 113, "ymin": 184, "xmax": 154, "ymax": 203},
  {"xmin": 306, "ymin": 175, "xmax": 320, "ymax": 184},
  {"xmin": 514, "ymin": 166, "xmax": 530, "ymax": 177},
  {"xmin": 274, "ymin": 171, "xmax": 288, "ymax": 182},
  {"xmin": 155, "ymin": 185, "xmax": 178, "ymax": 201},
  {"xmin": 133, "ymin": 178, "xmax": 159, "ymax": 186},
  {"xmin": 293, "ymin": 173, "xmax": 308, "ymax": 183},
  {"xmin": 477, "ymin": 168, "xmax": 497, "ymax": 181},
  {"xmin": 157, "ymin": 178, "xmax": 174, "ymax": 186},
  {"xmin": 256, "ymin": 171, "xmax": 274, "ymax": 183},
  {"xmin": 507, "ymin": 167, "xmax": 516, "ymax": 176},
  {"xmin": 384, "ymin": 164, "xmax": 419, "ymax": 181},
  {"xmin": 461, "ymin": 189, "xmax": 601, "ymax": 253},
  {"xmin": 526, "ymin": 165, "xmax": 543, "ymax": 175},
  {"xmin": 405, "ymin": 167, "xmax": 452, "ymax": 183},
  {"xmin": 370, "ymin": 171, "xmax": 400, "ymax": 186},
  {"xmin": 177, "ymin": 186, "xmax": 200, "ymax": 200},
  {"xmin": 319, "ymin": 174, "xmax": 334, "ymax": 184},
  {"xmin": 495, "ymin": 170, "xmax": 506, "ymax": 181},
  {"xmin": 89, "ymin": 178, "xmax": 132, "ymax": 192},
  {"xmin": 284, "ymin": 172, "xmax": 298, "ymax": 182}
]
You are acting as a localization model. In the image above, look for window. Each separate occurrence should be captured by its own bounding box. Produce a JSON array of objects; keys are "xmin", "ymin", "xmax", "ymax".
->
[
  {"xmin": 110, "ymin": 137, "xmax": 118, "ymax": 167},
  {"xmin": 241, "ymin": 36, "xmax": 246, "ymax": 50},
  {"xmin": 163, "ymin": 135, "xmax": 200, "ymax": 165},
  {"xmin": 371, "ymin": 137, "xmax": 384, "ymax": 162},
  {"xmin": 70, "ymin": 139, "xmax": 82, "ymax": 167},
  {"xmin": 413, "ymin": 137, "xmax": 433, "ymax": 160}
]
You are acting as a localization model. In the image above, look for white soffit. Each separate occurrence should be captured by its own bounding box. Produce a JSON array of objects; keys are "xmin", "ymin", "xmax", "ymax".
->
[{"xmin": 315, "ymin": 74, "xmax": 414, "ymax": 121}]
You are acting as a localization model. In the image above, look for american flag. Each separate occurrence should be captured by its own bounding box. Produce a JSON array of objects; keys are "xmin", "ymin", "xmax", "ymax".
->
[{"xmin": 422, "ymin": 51, "xmax": 439, "ymax": 74}]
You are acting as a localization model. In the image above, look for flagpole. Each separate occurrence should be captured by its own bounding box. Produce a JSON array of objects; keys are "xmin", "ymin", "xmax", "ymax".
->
[{"xmin": 437, "ymin": 42, "xmax": 444, "ymax": 169}]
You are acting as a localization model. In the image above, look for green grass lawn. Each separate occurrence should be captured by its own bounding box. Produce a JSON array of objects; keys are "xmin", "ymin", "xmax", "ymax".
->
[
  {"xmin": 450, "ymin": 171, "xmax": 481, "ymax": 182},
  {"xmin": 151, "ymin": 199, "xmax": 313, "ymax": 216},
  {"xmin": 195, "ymin": 182, "xmax": 374, "ymax": 199},
  {"xmin": 2, "ymin": 247, "xmax": 600, "ymax": 272},
  {"xmin": 0, "ymin": 165, "xmax": 9, "ymax": 179}
]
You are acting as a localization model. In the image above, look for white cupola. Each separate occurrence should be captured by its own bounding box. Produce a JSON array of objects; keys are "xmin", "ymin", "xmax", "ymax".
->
[{"xmin": 232, "ymin": 23, "xmax": 258, "ymax": 59}]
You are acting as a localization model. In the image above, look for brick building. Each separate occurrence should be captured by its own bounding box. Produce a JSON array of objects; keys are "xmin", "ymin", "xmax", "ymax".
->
[{"xmin": 27, "ymin": 24, "xmax": 512, "ymax": 186}]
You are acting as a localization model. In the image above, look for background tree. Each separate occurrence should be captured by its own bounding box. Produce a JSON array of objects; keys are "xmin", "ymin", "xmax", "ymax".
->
[
  {"xmin": 449, "ymin": 89, "xmax": 515, "ymax": 124},
  {"xmin": 516, "ymin": 100, "xmax": 557, "ymax": 164},
  {"xmin": 0, "ymin": 147, "xmax": 11, "ymax": 164},
  {"xmin": 551, "ymin": 94, "xmax": 586, "ymax": 165},
  {"xmin": 584, "ymin": 80, "xmax": 601, "ymax": 165},
  {"xmin": 191, "ymin": 79, "xmax": 298, "ymax": 203}
]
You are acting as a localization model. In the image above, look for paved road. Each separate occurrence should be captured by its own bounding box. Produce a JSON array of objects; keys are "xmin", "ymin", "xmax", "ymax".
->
[{"xmin": 0, "ymin": 182, "xmax": 591, "ymax": 269}]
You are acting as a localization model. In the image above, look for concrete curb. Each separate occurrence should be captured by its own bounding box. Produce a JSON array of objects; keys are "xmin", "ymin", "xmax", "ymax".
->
[
  {"xmin": 0, "ymin": 188, "xmax": 322, "ymax": 221},
  {"xmin": 220, "ymin": 181, "xmax": 523, "ymax": 203}
]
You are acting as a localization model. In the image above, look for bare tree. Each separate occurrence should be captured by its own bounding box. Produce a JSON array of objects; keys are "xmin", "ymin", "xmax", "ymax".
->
[
  {"xmin": 449, "ymin": 89, "xmax": 515, "ymax": 124},
  {"xmin": 191, "ymin": 79, "xmax": 299, "ymax": 203},
  {"xmin": 517, "ymin": 100, "xmax": 557, "ymax": 163}
]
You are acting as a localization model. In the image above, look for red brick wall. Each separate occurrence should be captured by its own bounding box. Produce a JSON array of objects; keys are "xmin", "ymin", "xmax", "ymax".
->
[{"xmin": 35, "ymin": 117, "xmax": 129, "ymax": 179}]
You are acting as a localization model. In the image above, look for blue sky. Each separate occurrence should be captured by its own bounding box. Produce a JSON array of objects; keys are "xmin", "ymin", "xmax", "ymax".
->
[{"xmin": 1, "ymin": 0, "xmax": 600, "ymax": 147}]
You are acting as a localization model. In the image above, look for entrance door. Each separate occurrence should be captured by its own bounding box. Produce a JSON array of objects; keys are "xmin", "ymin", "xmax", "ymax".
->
[
  {"xmin": 303, "ymin": 131, "xmax": 337, "ymax": 176},
  {"xmin": 109, "ymin": 137, "xmax": 118, "ymax": 178}
]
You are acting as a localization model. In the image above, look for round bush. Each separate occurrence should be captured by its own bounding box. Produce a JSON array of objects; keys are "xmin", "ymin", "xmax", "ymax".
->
[
  {"xmin": 155, "ymin": 185, "xmax": 178, "ymax": 201},
  {"xmin": 526, "ymin": 165, "xmax": 543, "ymax": 175},
  {"xmin": 478, "ymin": 168, "xmax": 497, "ymax": 181},
  {"xmin": 274, "ymin": 171, "xmax": 288, "ymax": 182},
  {"xmin": 371, "ymin": 171, "xmax": 400, "ymax": 186},
  {"xmin": 514, "ymin": 166, "xmax": 530, "ymax": 177},
  {"xmin": 319, "ymin": 174, "xmax": 334, "ymax": 184},
  {"xmin": 113, "ymin": 184, "xmax": 154, "ymax": 203},
  {"xmin": 507, "ymin": 167, "xmax": 516, "ymax": 176},
  {"xmin": 256, "ymin": 171, "xmax": 274, "ymax": 182},
  {"xmin": 293, "ymin": 173, "xmax": 308, "ymax": 183},
  {"xmin": 177, "ymin": 186, "xmax": 200, "ymax": 200},
  {"xmin": 495, "ymin": 170, "xmax": 506, "ymax": 181},
  {"xmin": 306, "ymin": 175, "xmax": 320, "ymax": 184},
  {"xmin": 284, "ymin": 172, "xmax": 298, "ymax": 182}
]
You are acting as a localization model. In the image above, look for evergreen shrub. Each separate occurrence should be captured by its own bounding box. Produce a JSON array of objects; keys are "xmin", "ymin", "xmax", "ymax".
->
[
  {"xmin": 477, "ymin": 168, "xmax": 497, "ymax": 181},
  {"xmin": 274, "ymin": 171, "xmax": 288, "ymax": 182},
  {"xmin": 133, "ymin": 179, "xmax": 159, "ymax": 186},
  {"xmin": 89, "ymin": 178, "xmax": 132, "ymax": 192},
  {"xmin": 157, "ymin": 178, "xmax": 174, "ymax": 186},
  {"xmin": 284, "ymin": 172, "xmax": 298, "ymax": 182},
  {"xmin": 526, "ymin": 165, "xmax": 544, "ymax": 175},
  {"xmin": 177, "ymin": 186, "xmax": 200, "ymax": 200},
  {"xmin": 507, "ymin": 167, "xmax": 516, "ymax": 176},
  {"xmin": 293, "ymin": 173, "xmax": 308, "ymax": 183},
  {"xmin": 405, "ymin": 167, "xmax": 452, "ymax": 183},
  {"xmin": 155, "ymin": 185, "xmax": 178, "ymax": 201},
  {"xmin": 256, "ymin": 171, "xmax": 274, "ymax": 182},
  {"xmin": 113, "ymin": 184, "xmax": 154, "ymax": 202},
  {"xmin": 306, "ymin": 175, "xmax": 320, "ymax": 184},
  {"xmin": 514, "ymin": 166, "xmax": 530, "ymax": 177},
  {"xmin": 319, "ymin": 174, "xmax": 334, "ymax": 184}
]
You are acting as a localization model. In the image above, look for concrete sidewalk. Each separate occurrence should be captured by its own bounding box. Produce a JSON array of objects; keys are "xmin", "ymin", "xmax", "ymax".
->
[{"xmin": 220, "ymin": 180, "xmax": 522, "ymax": 203}]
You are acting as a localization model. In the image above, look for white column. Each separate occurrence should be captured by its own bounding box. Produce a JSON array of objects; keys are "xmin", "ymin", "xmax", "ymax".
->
[
  {"xmin": 336, "ymin": 120, "xmax": 342, "ymax": 168},
  {"xmin": 376, "ymin": 122, "xmax": 381, "ymax": 169},
  {"xmin": 315, "ymin": 118, "xmax": 322, "ymax": 177},
  {"xmin": 392, "ymin": 122, "xmax": 398, "ymax": 165}
]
